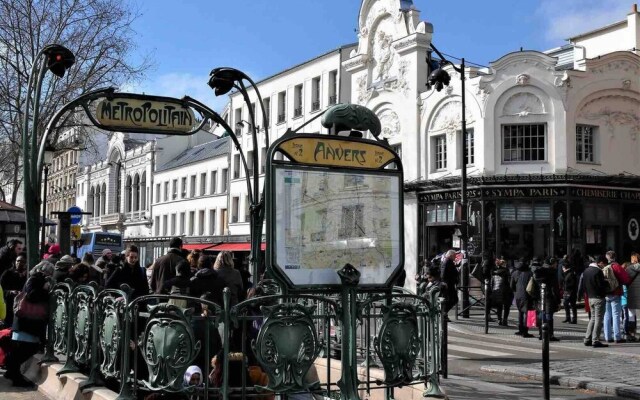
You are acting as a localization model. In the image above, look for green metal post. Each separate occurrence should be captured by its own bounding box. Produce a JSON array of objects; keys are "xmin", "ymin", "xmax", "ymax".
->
[
  {"xmin": 222, "ymin": 288, "xmax": 231, "ymax": 400},
  {"xmin": 115, "ymin": 304, "xmax": 134, "ymax": 400},
  {"xmin": 424, "ymin": 293, "xmax": 447, "ymax": 399},
  {"xmin": 336, "ymin": 264, "xmax": 361, "ymax": 400}
]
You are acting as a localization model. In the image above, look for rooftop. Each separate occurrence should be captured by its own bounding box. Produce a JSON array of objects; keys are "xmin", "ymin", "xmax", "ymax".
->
[{"xmin": 156, "ymin": 136, "xmax": 230, "ymax": 172}]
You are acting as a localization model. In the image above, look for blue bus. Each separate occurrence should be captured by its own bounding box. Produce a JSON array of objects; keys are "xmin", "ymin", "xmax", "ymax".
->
[{"xmin": 76, "ymin": 232, "xmax": 124, "ymax": 260}]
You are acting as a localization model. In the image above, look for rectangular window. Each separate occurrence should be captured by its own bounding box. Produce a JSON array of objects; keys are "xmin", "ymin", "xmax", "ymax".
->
[
  {"xmin": 198, "ymin": 210, "xmax": 205, "ymax": 235},
  {"xmin": 234, "ymin": 108, "xmax": 242, "ymax": 136},
  {"xmin": 172, "ymin": 179, "xmax": 178, "ymax": 199},
  {"xmin": 233, "ymin": 154, "xmax": 241, "ymax": 179},
  {"xmin": 247, "ymin": 150, "xmax": 254, "ymax": 176},
  {"xmin": 434, "ymin": 135, "xmax": 447, "ymax": 170},
  {"xmin": 221, "ymin": 168, "xmax": 228, "ymax": 192},
  {"xmin": 263, "ymin": 98, "xmax": 270, "ymax": 126},
  {"xmin": 163, "ymin": 182, "xmax": 169, "ymax": 202},
  {"xmin": 180, "ymin": 212, "xmax": 186, "ymax": 234},
  {"xmin": 294, "ymin": 84, "xmax": 303, "ymax": 117},
  {"xmin": 231, "ymin": 197, "xmax": 239, "ymax": 223},
  {"xmin": 162, "ymin": 215, "xmax": 168, "ymax": 236},
  {"xmin": 171, "ymin": 214, "xmax": 176, "ymax": 235},
  {"xmin": 189, "ymin": 175, "xmax": 196, "ymax": 197},
  {"xmin": 260, "ymin": 147, "xmax": 267, "ymax": 173},
  {"xmin": 155, "ymin": 183, "xmax": 160, "ymax": 203},
  {"xmin": 155, "ymin": 216, "xmax": 160, "ymax": 236},
  {"xmin": 189, "ymin": 211, "xmax": 195, "ymax": 235},
  {"xmin": 277, "ymin": 91, "xmax": 286, "ymax": 123},
  {"xmin": 464, "ymin": 129, "xmax": 475, "ymax": 166},
  {"xmin": 200, "ymin": 172, "xmax": 207, "ymax": 195},
  {"xmin": 502, "ymin": 124, "xmax": 546, "ymax": 162},
  {"xmin": 576, "ymin": 125, "xmax": 596, "ymax": 163},
  {"xmin": 209, "ymin": 209, "xmax": 216, "ymax": 235},
  {"xmin": 339, "ymin": 205, "xmax": 364, "ymax": 238},
  {"xmin": 181, "ymin": 177, "xmax": 187, "ymax": 198},
  {"xmin": 210, "ymin": 171, "xmax": 217, "ymax": 194},
  {"xmin": 311, "ymin": 77, "xmax": 321, "ymax": 111},
  {"xmin": 329, "ymin": 70, "xmax": 338, "ymax": 104},
  {"xmin": 245, "ymin": 197, "xmax": 251, "ymax": 222}
]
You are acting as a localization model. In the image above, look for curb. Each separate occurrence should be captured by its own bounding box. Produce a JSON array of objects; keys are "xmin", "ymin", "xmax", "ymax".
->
[{"xmin": 480, "ymin": 365, "xmax": 640, "ymax": 399}]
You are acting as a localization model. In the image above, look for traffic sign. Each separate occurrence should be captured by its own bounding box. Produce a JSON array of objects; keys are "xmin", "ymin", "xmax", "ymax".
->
[
  {"xmin": 67, "ymin": 206, "xmax": 83, "ymax": 225},
  {"xmin": 71, "ymin": 225, "xmax": 81, "ymax": 240}
]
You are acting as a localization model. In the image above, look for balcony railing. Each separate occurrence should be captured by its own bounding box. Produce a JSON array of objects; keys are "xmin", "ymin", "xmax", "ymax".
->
[
  {"xmin": 231, "ymin": 216, "xmax": 239, "ymax": 223},
  {"xmin": 294, "ymin": 106, "xmax": 303, "ymax": 117},
  {"xmin": 277, "ymin": 113, "xmax": 286, "ymax": 124},
  {"xmin": 329, "ymin": 95, "xmax": 337, "ymax": 105},
  {"xmin": 233, "ymin": 170, "xmax": 240, "ymax": 179},
  {"xmin": 99, "ymin": 213, "xmax": 123, "ymax": 225},
  {"xmin": 312, "ymin": 100, "xmax": 320, "ymax": 111}
]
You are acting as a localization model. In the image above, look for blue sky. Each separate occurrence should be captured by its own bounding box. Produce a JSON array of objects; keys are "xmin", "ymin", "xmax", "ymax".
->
[{"xmin": 126, "ymin": 0, "xmax": 632, "ymax": 111}]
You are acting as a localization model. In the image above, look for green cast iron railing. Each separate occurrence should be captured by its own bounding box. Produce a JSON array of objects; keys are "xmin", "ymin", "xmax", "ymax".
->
[{"xmin": 42, "ymin": 282, "xmax": 447, "ymax": 399}]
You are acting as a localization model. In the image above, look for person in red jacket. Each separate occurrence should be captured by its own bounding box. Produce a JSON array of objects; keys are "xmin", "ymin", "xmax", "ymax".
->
[{"xmin": 603, "ymin": 251, "xmax": 631, "ymax": 343}]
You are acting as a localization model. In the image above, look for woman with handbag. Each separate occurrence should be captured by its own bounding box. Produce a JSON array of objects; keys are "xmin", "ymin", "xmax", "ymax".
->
[{"xmin": 4, "ymin": 271, "xmax": 50, "ymax": 386}]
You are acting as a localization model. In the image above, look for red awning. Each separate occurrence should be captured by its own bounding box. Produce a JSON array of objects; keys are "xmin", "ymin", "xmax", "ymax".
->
[
  {"xmin": 182, "ymin": 243, "xmax": 217, "ymax": 251},
  {"xmin": 208, "ymin": 242, "xmax": 266, "ymax": 252}
]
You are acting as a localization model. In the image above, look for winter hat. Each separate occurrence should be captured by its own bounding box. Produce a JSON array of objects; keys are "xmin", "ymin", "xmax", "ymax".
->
[
  {"xmin": 47, "ymin": 244, "xmax": 61, "ymax": 255},
  {"xmin": 101, "ymin": 248, "xmax": 112, "ymax": 257},
  {"xmin": 183, "ymin": 365, "xmax": 203, "ymax": 386},
  {"xmin": 56, "ymin": 255, "xmax": 75, "ymax": 267},
  {"xmin": 30, "ymin": 260, "xmax": 55, "ymax": 277}
]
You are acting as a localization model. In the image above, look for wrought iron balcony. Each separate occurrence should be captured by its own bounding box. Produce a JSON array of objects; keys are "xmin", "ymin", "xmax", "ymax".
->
[
  {"xmin": 294, "ymin": 106, "xmax": 303, "ymax": 117},
  {"xmin": 329, "ymin": 95, "xmax": 337, "ymax": 105},
  {"xmin": 312, "ymin": 100, "xmax": 320, "ymax": 111},
  {"xmin": 231, "ymin": 216, "xmax": 238, "ymax": 223},
  {"xmin": 100, "ymin": 213, "xmax": 124, "ymax": 225},
  {"xmin": 277, "ymin": 113, "xmax": 286, "ymax": 124}
]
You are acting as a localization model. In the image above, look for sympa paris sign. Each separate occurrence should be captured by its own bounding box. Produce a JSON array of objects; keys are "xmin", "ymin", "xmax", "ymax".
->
[{"xmin": 91, "ymin": 93, "xmax": 201, "ymax": 135}]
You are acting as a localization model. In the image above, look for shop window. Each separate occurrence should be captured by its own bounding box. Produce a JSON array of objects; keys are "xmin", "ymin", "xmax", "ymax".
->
[
  {"xmin": 502, "ymin": 124, "xmax": 546, "ymax": 162},
  {"xmin": 425, "ymin": 203, "xmax": 455, "ymax": 223},
  {"xmin": 576, "ymin": 125, "xmax": 597, "ymax": 163},
  {"xmin": 500, "ymin": 202, "xmax": 550, "ymax": 222}
]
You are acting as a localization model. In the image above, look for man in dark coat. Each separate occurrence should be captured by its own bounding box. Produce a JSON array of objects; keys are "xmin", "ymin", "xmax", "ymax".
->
[
  {"xmin": 440, "ymin": 250, "xmax": 459, "ymax": 314},
  {"xmin": 0, "ymin": 239, "xmax": 23, "ymax": 275},
  {"xmin": 583, "ymin": 257, "xmax": 608, "ymax": 347},
  {"xmin": 528, "ymin": 258, "xmax": 561, "ymax": 341},
  {"xmin": 106, "ymin": 245, "xmax": 149, "ymax": 299},
  {"xmin": 490, "ymin": 257, "xmax": 512, "ymax": 326},
  {"xmin": 562, "ymin": 263, "xmax": 578, "ymax": 324},
  {"xmin": 511, "ymin": 259, "xmax": 534, "ymax": 337},
  {"xmin": 0, "ymin": 254, "xmax": 28, "ymax": 327},
  {"xmin": 190, "ymin": 255, "xmax": 225, "ymax": 308},
  {"xmin": 150, "ymin": 237, "xmax": 184, "ymax": 294}
]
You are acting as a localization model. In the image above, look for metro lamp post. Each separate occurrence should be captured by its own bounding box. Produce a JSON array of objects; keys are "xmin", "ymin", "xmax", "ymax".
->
[
  {"xmin": 40, "ymin": 144, "xmax": 56, "ymax": 257},
  {"xmin": 208, "ymin": 67, "xmax": 270, "ymax": 282},
  {"xmin": 427, "ymin": 43, "xmax": 470, "ymax": 318},
  {"xmin": 22, "ymin": 44, "xmax": 75, "ymax": 268}
]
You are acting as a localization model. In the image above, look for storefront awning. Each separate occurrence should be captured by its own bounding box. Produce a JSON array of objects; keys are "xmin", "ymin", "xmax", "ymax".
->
[
  {"xmin": 182, "ymin": 243, "xmax": 217, "ymax": 251},
  {"xmin": 208, "ymin": 242, "xmax": 266, "ymax": 252}
]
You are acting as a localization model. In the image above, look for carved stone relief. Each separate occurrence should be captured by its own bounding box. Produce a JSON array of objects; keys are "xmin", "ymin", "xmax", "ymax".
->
[
  {"xmin": 373, "ymin": 30, "xmax": 394, "ymax": 81},
  {"xmin": 579, "ymin": 95, "xmax": 640, "ymax": 140},
  {"xmin": 516, "ymin": 74, "xmax": 530, "ymax": 86},
  {"xmin": 501, "ymin": 92, "xmax": 545, "ymax": 118},
  {"xmin": 430, "ymin": 101, "xmax": 475, "ymax": 142},
  {"xmin": 378, "ymin": 109, "xmax": 401, "ymax": 139}
]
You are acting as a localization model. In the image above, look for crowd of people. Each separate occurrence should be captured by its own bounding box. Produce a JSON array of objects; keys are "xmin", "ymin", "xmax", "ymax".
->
[
  {"xmin": 0, "ymin": 237, "xmax": 322, "ymax": 398},
  {"xmin": 418, "ymin": 247, "xmax": 640, "ymax": 348}
]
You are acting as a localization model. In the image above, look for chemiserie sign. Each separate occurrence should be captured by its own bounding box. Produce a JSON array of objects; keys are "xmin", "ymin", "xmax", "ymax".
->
[{"xmin": 96, "ymin": 97, "xmax": 197, "ymax": 133}]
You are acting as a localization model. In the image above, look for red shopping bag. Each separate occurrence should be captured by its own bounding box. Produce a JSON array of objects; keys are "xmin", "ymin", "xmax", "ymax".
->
[{"xmin": 526, "ymin": 310, "xmax": 538, "ymax": 328}]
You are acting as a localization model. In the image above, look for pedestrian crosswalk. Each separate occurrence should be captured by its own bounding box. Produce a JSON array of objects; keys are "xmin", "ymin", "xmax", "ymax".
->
[{"xmin": 447, "ymin": 337, "xmax": 554, "ymax": 361}]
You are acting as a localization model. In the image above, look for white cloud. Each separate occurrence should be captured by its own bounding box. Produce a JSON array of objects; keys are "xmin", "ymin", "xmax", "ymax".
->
[
  {"xmin": 537, "ymin": 0, "xmax": 631, "ymax": 44},
  {"xmin": 120, "ymin": 72, "xmax": 229, "ymax": 114}
]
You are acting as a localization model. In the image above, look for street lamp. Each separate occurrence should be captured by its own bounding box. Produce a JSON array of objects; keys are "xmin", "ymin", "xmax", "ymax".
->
[
  {"xmin": 40, "ymin": 144, "xmax": 56, "ymax": 257},
  {"xmin": 427, "ymin": 43, "xmax": 470, "ymax": 318},
  {"xmin": 22, "ymin": 44, "xmax": 75, "ymax": 268},
  {"xmin": 236, "ymin": 119, "xmax": 259, "ymax": 133},
  {"xmin": 208, "ymin": 67, "xmax": 270, "ymax": 282}
]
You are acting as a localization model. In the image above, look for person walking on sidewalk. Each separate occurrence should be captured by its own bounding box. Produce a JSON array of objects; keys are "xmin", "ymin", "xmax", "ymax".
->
[
  {"xmin": 583, "ymin": 257, "xmax": 608, "ymax": 348},
  {"xmin": 603, "ymin": 251, "xmax": 631, "ymax": 343},
  {"xmin": 624, "ymin": 253, "xmax": 640, "ymax": 341},
  {"xmin": 490, "ymin": 257, "xmax": 512, "ymax": 326},
  {"xmin": 527, "ymin": 257, "xmax": 561, "ymax": 341},
  {"xmin": 511, "ymin": 259, "xmax": 534, "ymax": 337},
  {"xmin": 562, "ymin": 262, "xmax": 578, "ymax": 324}
]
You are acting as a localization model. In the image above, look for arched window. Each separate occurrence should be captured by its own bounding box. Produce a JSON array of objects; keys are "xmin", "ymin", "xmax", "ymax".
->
[
  {"xmin": 93, "ymin": 185, "xmax": 100, "ymax": 217},
  {"xmin": 140, "ymin": 172, "xmax": 147, "ymax": 211},
  {"xmin": 115, "ymin": 163, "xmax": 122, "ymax": 213},
  {"xmin": 101, "ymin": 183, "xmax": 107, "ymax": 216},
  {"xmin": 133, "ymin": 173, "xmax": 140, "ymax": 212},
  {"xmin": 125, "ymin": 176, "xmax": 132, "ymax": 213}
]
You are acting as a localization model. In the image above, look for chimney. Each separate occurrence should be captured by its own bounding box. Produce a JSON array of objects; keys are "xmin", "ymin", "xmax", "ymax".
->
[{"xmin": 632, "ymin": 3, "xmax": 638, "ymax": 14}]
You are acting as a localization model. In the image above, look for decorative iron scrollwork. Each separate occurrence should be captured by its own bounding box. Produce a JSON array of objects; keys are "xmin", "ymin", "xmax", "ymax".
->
[
  {"xmin": 253, "ymin": 303, "xmax": 320, "ymax": 392},
  {"xmin": 73, "ymin": 290, "xmax": 94, "ymax": 365},
  {"xmin": 140, "ymin": 303, "xmax": 201, "ymax": 392},
  {"xmin": 374, "ymin": 303, "xmax": 421, "ymax": 385},
  {"xmin": 99, "ymin": 294, "xmax": 126, "ymax": 379},
  {"xmin": 52, "ymin": 287, "xmax": 69, "ymax": 354}
]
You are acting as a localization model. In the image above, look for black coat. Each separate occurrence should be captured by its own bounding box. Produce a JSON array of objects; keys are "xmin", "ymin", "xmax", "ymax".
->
[
  {"xmin": 511, "ymin": 265, "xmax": 534, "ymax": 312},
  {"xmin": 190, "ymin": 268, "xmax": 225, "ymax": 308},
  {"xmin": 0, "ymin": 245, "xmax": 17, "ymax": 276},
  {"xmin": 562, "ymin": 269, "xmax": 578, "ymax": 296},
  {"xmin": 530, "ymin": 266, "xmax": 561, "ymax": 312},
  {"xmin": 582, "ymin": 264, "xmax": 607, "ymax": 299},
  {"xmin": 150, "ymin": 249, "xmax": 184, "ymax": 293},
  {"xmin": 490, "ymin": 266, "xmax": 512, "ymax": 304},
  {"xmin": 106, "ymin": 263, "xmax": 150, "ymax": 299}
]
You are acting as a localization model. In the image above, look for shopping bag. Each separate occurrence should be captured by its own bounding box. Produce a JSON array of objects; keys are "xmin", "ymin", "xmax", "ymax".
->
[{"xmin": 526, "ymin": 310, "xmax": 538, "ymax": 328}]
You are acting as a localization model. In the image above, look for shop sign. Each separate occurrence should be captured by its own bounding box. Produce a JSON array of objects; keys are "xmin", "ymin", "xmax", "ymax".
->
[
  {"xmin": 571, "ymin": 188, "xmax": 640, "ymax": 201},
  {"xmin": 96, "ymin": 96, "xmax": 196, "ymax": 133},
  {"xmin": 278, "ymin": 137, "xmax": 396, "ymax": 169},
  {"xmin": 629, "ymin": 218, "xmax": 639, "ymax": 241}
]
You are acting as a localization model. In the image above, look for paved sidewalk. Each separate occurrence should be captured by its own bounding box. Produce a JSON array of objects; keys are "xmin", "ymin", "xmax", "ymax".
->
[
  {"xmin": 0, "ymin": 369, "xmax": 46, "ymax": 400},
  {"xmin": 450, "ymin": 313, "xmax": 640, "ymax": 398}
]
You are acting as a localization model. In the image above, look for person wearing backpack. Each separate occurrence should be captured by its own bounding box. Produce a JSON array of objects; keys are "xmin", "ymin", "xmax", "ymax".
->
[
  {"xmin": 603, "ymin": 251, "xmax": 631, "ymax": 343},
  {"xmin": 490, "ymin": 257, "xmax": 512, "ymax": 326},
  {"xmin": 161, "ymin": 260, "xmax": 192, "ymax": 308}
]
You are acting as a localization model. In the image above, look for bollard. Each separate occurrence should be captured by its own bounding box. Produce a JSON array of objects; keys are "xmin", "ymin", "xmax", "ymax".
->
[
  {"xmin": 541, "ymin": 283, "xmax": 550, "ymax": 400},
  {"xmin": 460, "ymin": 260, "xmax": 470, "ymax": 318},
  {"xmin": 484, "ymin": 279, "xmax": 490, "ymax": 334}
]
